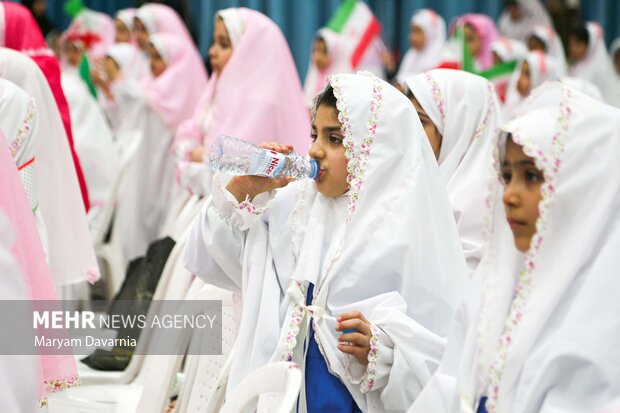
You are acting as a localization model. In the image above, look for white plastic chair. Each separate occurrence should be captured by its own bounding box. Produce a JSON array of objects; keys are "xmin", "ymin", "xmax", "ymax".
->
[
  {"xmin": 47, "ymin": 240, "xmax": 196, "ymax": 412},
  {"xmin": 219, "ymin": 362, "xmax": 302, "ymax": 413},
  {"xmin": 174, "ymin": 285, "xmax": 239, "ymax": 413},
  {"xmin": 93, "ymin": 129, "xmax": 143, "ymax": 299}
]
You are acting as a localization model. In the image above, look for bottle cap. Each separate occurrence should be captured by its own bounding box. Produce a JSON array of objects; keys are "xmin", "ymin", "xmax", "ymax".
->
[{"xmin": 308, "ymin": 159, "xmax": 319, "ymax": 179}]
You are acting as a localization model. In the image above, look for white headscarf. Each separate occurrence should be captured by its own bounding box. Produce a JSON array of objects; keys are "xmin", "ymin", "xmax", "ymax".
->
[
  {"xmin": 115, "ymin": 8, "xmax": 135, "ymax": 32},
  {"xmin": 459, "ymin": 82, "xmax": 620, "ymax": 412},
  {"xmin": 527, "ymin": 25, "xmax": 567, "ymax": 75},
  {"xmin": 186, "ymin": 72, "xmax": 468, "ymax": 411},
  {"xmin": 498, "ymin": 0, "xmax": 552, "ymax": 43},
  {"xmin": 569, "ymin": 22, "xmax": 620, "ymax": 107},
  {"xmin": 396, "ymin": 9, "xmax": 446, "ymax": 83},
  {"xmin": 0, "ymin": 47, "xmax": 99, "ymax": 285},
  {"xmin": 405, "ymin": 69, "xmax": 503, "ymax": 272},
  {"xmin": 491, "ymin": 37, "xmax": 527, "ymax": 62},
  {"xmin": 503, "ymin": 51, "xmax": 560, "ymax": 120},
  {"xmin": 217, "ymin": 8, "xmax": 245, "ymax": 48},
  {"xmin": 303, "ymin": 28, "xmax": 352, "ymax": 107}
]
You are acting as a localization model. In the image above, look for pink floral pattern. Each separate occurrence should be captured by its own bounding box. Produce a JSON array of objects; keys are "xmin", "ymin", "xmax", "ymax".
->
[
  {"xmin": 472, "ymin": 83, "xmax": 496, "ymax": 141},
  {"xmin": 360, "ymin": 324, "xmax": 380, "ymax": 394},
  {"xmin": 478, "ymin": 85, "xmax": 572, "ymax": 412},
  {"xmin": 9, "ymin": 98, "xmax": 36, "ymax": 157},
  {"xmin": 329, "ymin": 72, "xmax": 384, "ymax": 219},
  {"xmin": 38, "ymin": 375, "xmax": 81, "ymax": 408},
  {"xmin": 282, "ymin": 281, "xmax": 307, "ymax": 362},
  {"xmin": 425, "ymin": 72, "xmax": 445, "ymax": 121},
  {"xmin": 231, "ymin": 194, "xmax": 268, "ymax": 216}
]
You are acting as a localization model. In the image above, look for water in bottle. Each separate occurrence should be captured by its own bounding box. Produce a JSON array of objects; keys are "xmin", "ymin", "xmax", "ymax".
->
[{"xmin": 209, "ymin": 135, "xmax": 318, "ymax": 180}]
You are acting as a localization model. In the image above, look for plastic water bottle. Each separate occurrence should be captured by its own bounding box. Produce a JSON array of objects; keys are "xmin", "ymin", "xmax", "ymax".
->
[{"xmin": 209, "ymin": 135, "xmax": 318, "ymax": 180}]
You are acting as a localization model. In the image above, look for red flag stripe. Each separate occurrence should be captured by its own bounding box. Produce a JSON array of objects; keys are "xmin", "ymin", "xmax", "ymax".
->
[{"xmin": 351, "ymin": 18, "xmax": 382, "ymax": 69}]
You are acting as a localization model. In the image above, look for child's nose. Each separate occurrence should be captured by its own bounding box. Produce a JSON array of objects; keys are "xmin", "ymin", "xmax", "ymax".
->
[{"xmin": 502, "ymin": 182, "xmax": 521, "ymax": 208}]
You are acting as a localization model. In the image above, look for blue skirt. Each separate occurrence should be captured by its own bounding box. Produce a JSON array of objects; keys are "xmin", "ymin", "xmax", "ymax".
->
[
  {"xmin": 304, "ymin": 283, "xmax": 362, "ymax": 413},
  {"xmin": 477, "ymin": 397, "xmax": 488, "ymax": 413}
]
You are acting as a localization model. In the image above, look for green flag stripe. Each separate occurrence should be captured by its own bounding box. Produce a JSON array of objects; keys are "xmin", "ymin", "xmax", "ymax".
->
[
  {"xmin": 327, "ymin": 0, "xmax": 357, "ymax": 33},
  {"xmin": 477, "ymin": 60, "xmax": 518, "ymax": 80}
]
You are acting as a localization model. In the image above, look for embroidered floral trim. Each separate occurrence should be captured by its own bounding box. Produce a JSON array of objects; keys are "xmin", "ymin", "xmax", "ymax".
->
[
  {"xmin": 425, "ymin": 72, "xmax": 445, "ymax": 121},
  {"xmin": 86, "ymin": 266, "xmax": 101, "ymax": 284},
  {"xmin": 282, "ymin": 281, "xmax": 307, "ymax": 362},
  {"xmin": 38, "ymin": 375, "xmax": 81, "ymax": 407},
  {"xmin": 231, "ymin": 194, "xmax": 268, "ymax": 216},
  {"xmin": 472, "ymin": 83, "xmax": 496, "ymax": 141},
  {"xmin": 9, "ymin": 98, "xmax": 36, "ymax": 157},
  {"xmin": 329, "ymin": 72, "xmax": 383, "ymax": 219},
  {"xmin": 479, "ymin": 85, "xmax": 572, "ymax": 412},
  {"xmin": 360, "ymin": 323, "xmax": 380, "ymax": 393}
]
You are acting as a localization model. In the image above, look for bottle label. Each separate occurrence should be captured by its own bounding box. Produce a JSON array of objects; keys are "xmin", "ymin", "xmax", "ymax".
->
[{"xmin": 256, "ymin": 150, "xmax": 285, "ymax": 178}]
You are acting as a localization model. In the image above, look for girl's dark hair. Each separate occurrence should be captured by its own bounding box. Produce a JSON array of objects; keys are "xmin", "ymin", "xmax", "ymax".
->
[
  {"xmin": 315, "ymin": 84, "xmax": 337, "ymax": 110},
  {"xmin": 569, "ymin": 24, "xmax": 590, "ymax": 46}
]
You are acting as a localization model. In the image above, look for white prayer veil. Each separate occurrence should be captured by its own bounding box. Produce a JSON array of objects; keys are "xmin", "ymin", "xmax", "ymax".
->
[
  {"xmin": 405, "ymin": 69, "xmax": 503, "ymax": 272},
  {"xmin": 463, "ymin": 81, "xmax": 620, "ymax": 412}
]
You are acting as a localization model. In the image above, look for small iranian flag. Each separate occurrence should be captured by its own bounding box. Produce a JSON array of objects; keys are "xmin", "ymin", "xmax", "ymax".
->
[{"xmin": 327, "ymin": 0, "xmax": 382, "ymax": 69}]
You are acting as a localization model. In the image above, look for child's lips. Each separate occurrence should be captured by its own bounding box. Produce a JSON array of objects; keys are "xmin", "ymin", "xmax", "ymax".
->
[
  {"xmin": 316, "ymin": 170, "xmax": 326, "ymax": 181},
  {"xmin": 507, "ymin": 218, "xmax": 526, "ymax": 229}
]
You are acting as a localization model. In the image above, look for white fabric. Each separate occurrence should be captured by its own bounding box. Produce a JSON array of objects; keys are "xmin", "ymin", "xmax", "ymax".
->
[
  {"xmin": 410, "ymin": 82, "xmax": 620, "ymax": 413},
  {"xmin": 303, "ymin": 28, "xmax": 352, "ymax": 107},
  {"xmin": 185, "ymin": 72, "xmax": 468, "ymax": 412},
  {"xmin": 558, "ymin": 76, "xmax": 603, "ymax": 101},
  {"xmin": 135, "ymin": 6, "xmax": 157, "ymax": 35},
  {"xmin": 527, "ymin": 25, "xmax": 567, "ymax": 75},
  {"xmin": 116, "ymin": 8, "xmax": 135, "ymax": 32},
  {"xmin": 0, "ymin": 47, "xmax": 98, "ymax": 285},
  {"xmin": 396, "ymin": 9, "xmax": 446, "ymax": 83},
  {"xmin": 113, "ymin": 91, "xmax": 180, "ymax": 263},
  {"xmin": 498, "ymin": 0, "xmax": 552, "ymax": 43},
  {"xmin": 569, "ymin": 22, "xmax": 619, "ymax": 107},
  {"xmin": 491, "ymin": 37, "xmax": 527, "ymax": 62},
  {"xmin": 0, "ymin": 77, "xmax": 48, "ymax": 257},
  {"xmin": 0, "ymin": 211, "xmax": 38, "ymax": 413},
  {"xmin": 217, "ymin": 8, "xmax": 245, "ymax": 49},
  {"xmin": 504, "ymin": 51, "xmax": 561, "ymax": 120},
  {"xmin": 405, "ymin": 69, "xmax": 503, "ymax": 273},
  {"xmin": 62, "ymin": 67, "xmax": 118, "ymax": 218}
]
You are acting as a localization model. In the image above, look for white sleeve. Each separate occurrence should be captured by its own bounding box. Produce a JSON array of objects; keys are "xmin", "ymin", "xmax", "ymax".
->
[{"xmin": 183, "ymin": 173, "xmax": 275, "ymax": 292}]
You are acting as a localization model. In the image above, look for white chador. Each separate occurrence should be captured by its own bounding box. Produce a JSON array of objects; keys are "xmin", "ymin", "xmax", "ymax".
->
[
  {"xmin": 405, "ymin": 69, "xmax": 503, "ymax": 273},
  {"xmin": 61, "ymin": 66, "xmax": 118, "ymax": 224},
  {"xmin": 409, "ymin": 82, "xmax": 620, "ymax": 413},
  {"xmin": 185, "ymin": 73, "xmax": 468, "ymax": 412}
]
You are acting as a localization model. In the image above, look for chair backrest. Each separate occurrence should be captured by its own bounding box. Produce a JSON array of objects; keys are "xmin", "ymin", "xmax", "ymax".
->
[
  {"xmin": 175, "ymin": 284, "xmax": 239, "ymax": 413},
  {"xmin": 219, "ymin": 362, "xmax": 302, "ymax": 413}
]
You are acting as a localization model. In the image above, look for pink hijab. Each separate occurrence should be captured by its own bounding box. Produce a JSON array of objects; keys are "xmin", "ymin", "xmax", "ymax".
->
[
  {"xmin": 142, "ymin": 33, "xmax": 208, "ymax": 131},
  {"xmin": 1, "ymin": 2, "xmax": 90, "ymax": 211},
  {"xmin": 175, "ymin": 8, "xmax": 310, "ymax": 154},
  {"xmin": 135, "ymin": 3, "xmax": 193, "ymax": 44},
  {"xmin": 455, "ymin": 14, "xmax": 499, "ymax": 70},
  {"xmin": 0, "ymin": 137, "xmax": 78, "ymax": 406}
]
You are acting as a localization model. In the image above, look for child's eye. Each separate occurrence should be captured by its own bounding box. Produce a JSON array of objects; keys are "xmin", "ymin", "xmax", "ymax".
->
[
  {"xmin": 501, "ymin": 170, "xmax": 512, "ymax": 184},
  {"xmin": 310, "ymin": 133, "xmax": 318, "ymax": 142},
  {"xmin": 525, "ymin": 170, "xmax": 543, "ymax": 183},
  {"xmin": 329, "ymin": 136, "xmax": 343, "ymax": 144}
]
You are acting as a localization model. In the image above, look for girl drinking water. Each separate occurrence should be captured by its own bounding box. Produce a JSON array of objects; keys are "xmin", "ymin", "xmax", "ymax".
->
[{"xmin": 185, "ymin": 72, "xmax": 468, "ymax": 412}]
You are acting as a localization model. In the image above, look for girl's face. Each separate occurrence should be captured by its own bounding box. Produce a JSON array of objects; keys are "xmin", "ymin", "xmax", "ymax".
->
[
  {"xmin": 312, "ymin": 38, "xmax": 330, "ymax": 71},
  {"xmin": 309, "ymin": 104, "xmax": 349, "ymax": 197},
  {"xmin": 410, "ymin": 95, "xmax": 442, "ymax": 161},
  {"xmin": 568, "ymin": 36, "xmax": 588, "ymax": 62},
  {"xmin": 103, "ymin": 56, "xmax": 121, "ymax": 81},
  {"xmin": 115, "ymin": 18, "xmax": 131, "ymax": 43},
  {"xmin": 410, "ymin": 25, "xmax": 426, "ymax": 50},
  {"xmin": 614, "ymin": 50, "xmax": 620, "ymax": 76},
  {"xmin": 527, "ymin": 35, "xmax": 546, "ymax": 53},
  {"xmin": 464, "ymin": 23, "xmax": 482, "ymax": 58},
  {"xmin": 209, "ymin": 18, "xmax": 233, "ymax": 76},
  {"xmin": 501, "ymin": 137, "xmax": 544, "ymax": 252},
  {"xmin": 63, "ymin": 41, "xmax": 81, "ymax": 67},
  {"xmin": 147, "ymin": 43, "xmax": 167, "ymax": 77},
  {"xmin": 517, "ymin": 60, "xmax": 531, "ymax": 96},
  {"xmin": 133, "ymin": 17, "xmax": 149, "ymax": 50}
]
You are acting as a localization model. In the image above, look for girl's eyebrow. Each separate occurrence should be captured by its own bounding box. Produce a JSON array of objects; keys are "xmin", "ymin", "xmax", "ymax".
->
[
  {"xmin": 322, "ymin": 126, "xmax": 342, "ymax": 133},
  {"xmin": 502, "ymin": 159, "xmax": 537, "ymax": 167}
]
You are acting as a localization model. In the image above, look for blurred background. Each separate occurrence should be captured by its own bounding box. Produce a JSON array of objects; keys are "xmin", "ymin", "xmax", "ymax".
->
[{"xmin": 17, "ymin": 0, "xmax": 620, "ymax": 79}]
